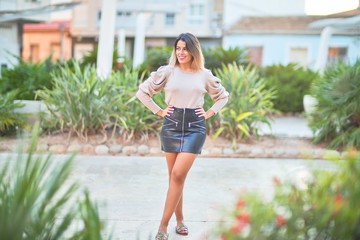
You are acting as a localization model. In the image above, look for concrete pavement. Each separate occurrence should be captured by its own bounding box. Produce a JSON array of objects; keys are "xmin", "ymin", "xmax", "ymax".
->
[
  {"xmin": 258, "ymin": 116, "xmax": 313, "ymax": 138},
  {"xmin": 0, "ymin": 116, "xmax": 327, "ymax": 239},
  {"xmin": 0, "ymin": 153, "xmax": 333, "ymax": 240}
]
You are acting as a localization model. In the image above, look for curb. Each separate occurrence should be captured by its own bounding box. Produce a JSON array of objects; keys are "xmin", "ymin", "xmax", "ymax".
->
[{"xmin": 0, "ymin": 140, "xmax": 341, "ymax": 160}]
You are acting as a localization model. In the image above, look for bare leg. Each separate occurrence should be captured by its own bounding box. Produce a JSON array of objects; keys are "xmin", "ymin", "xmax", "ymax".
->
[
  {"xmin": 164, "ymin": 152, "xmax": 185, "ymax": 226},
  {"xmin": 158, "ymin": 152, "xmax": 197, "ymax": 234}
]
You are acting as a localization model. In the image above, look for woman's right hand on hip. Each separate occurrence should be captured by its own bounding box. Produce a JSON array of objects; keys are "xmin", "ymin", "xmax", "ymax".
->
[{"xmin": 157, "ymin": 105, "xmax": 174, "ymax": 117}]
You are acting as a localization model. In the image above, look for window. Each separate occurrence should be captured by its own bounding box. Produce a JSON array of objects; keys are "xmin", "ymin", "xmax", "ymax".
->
[
  {"xmin": 327, "ymin": 47, "xmax": 347, "ymax": 65},
  {"xmin": 289, "ymin": 47, "xmax": 308, "ymax": 68},
  {"xmin": 188, "ymin": 3, "xmax": 204, "ymax": 25},
  {"xmin": 0, "ymin": 64, "xmax": 7, "ymax": 78},
  {"xmin": 189, "ymin": 4, "xmax": 204, "ymax": 16},
  {"xmin": 247, "ymin": 46, "xmax": 263, "ymax": 66},
  {"xmin": 147, "ymin": 14, "xmax": 154, "ymax": 27},
  {"xmin": 30, "ymin": 44, "xmax": 39, "ymax": 62},
  {"xmin": 165, "ymin": 13, "xmax": 175, "ymax": 26},
  {"xmin": 117, "ymin": 11, "xmax": 131, "ymax": 17},
  {"xmin": 50, "ymin": 43, "xmax": 61, "ymax": 62}
]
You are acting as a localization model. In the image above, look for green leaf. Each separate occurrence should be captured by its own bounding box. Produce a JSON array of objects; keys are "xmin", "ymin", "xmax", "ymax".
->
[
  {"xmin": 236, "ymin": 112, "xmax": 254, "ymax": 122},
  {"xmin": 237, "ymin": 123, "xmax": 250, "ymax": 136}
]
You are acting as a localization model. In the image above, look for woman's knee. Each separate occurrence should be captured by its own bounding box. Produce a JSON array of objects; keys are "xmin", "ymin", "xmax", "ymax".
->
[{"xmin": 170, "ymin": 170, "xmax": 186, "ymax": 184}]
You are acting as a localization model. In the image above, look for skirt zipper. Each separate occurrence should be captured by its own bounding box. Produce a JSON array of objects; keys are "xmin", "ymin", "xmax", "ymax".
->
[{"xmin": 179, "ymin": 108, "xmax": 185, "ymax": 151}]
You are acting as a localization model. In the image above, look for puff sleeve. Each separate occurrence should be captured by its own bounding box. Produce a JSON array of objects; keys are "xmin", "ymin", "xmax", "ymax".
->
[
  {"xmin": 136, "ymin": 65, "xmax": 171, "ymax": 114},
  {"xmin": 206, "ymin": 70, "xmax": 229, "ymax": 114}
]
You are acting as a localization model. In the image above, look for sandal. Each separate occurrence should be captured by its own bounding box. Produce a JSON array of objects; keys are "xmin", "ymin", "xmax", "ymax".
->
[
  {"xmin": 155, "ymin": 231, "xmax": 169, "ymax": 240},
  {"xmin": 175, "ymin": 224, "xmax": 189, "ymax": 236}
]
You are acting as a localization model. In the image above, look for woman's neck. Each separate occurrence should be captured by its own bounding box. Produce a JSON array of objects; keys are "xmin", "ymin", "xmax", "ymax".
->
[{"xmin": 178, "ymin": 63, "xmax": 194, "ymax": 72}]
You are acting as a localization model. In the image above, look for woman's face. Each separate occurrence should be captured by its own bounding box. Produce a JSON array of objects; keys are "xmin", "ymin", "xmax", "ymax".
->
[{"xmin": 175, "ymin": 40, "xmax": 192, "ymax": 66}]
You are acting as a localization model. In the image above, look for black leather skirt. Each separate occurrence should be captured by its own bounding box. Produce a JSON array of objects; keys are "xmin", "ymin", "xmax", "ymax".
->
[{"xmin": 160, "ymin": 107, "xmax": 206, "ymax": 154}]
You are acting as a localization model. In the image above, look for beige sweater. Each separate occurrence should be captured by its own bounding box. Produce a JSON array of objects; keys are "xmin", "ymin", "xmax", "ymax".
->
[{"xmin": 136, "ymin": 65, "xmax": 229, "ymax": 114}]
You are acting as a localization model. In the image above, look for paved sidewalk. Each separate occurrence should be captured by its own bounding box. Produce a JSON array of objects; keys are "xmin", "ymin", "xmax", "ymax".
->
[
  {"xmin": 0, "ymin": 153, "xmax": 333, "ymax": 240},
  {"xmin": 0, "ymin": 117, "xmax": 326, "ymax": 239},
  {"xmin": 258, "ymin": 116, "xmax": 313, "ymax": 138}
]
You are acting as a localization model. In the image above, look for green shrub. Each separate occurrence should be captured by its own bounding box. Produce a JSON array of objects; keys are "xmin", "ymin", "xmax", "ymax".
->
[
  {"xmin": 309, "ymin": 60, "xmax": 360, "ymax": 149},
  {"xmin": 216, "ymin": 150, "xmax": 360, "ymax": 240},
  {"xmin": 138, "ymin": 45, "xmax": 248, "ymax": 74},
  {"xmin": 0, "ymin": 56, "xmax": 58, "ymax": 100},
  {"xmin": 203, "ymin": 46, "xmax": 249, "ymax": 71},
  {"xmin": 261, "ymin": 63, "xmax": 319, "ymax": 113},
  {"xmin": 0, "ymin": 124, "xmax": 109, "ymax": 239},
  {"xmin": 0, "ymin": 90, "xmax": 27, "ymax": 135},
  {"xmin": 80, "ymin": 47, "xmax": 132, "ymax": 71},
  {"xmin": 112, "ymin": 67, "xmax": 162, "ymax": 141},
  {"xmin": 36, "ymin": 61, "xmax": 157, "ymax": 142},
  {"xmin": 36, "ymin": 61, "xmax": 124, "ymax": 141},
  {"xmin": 139, "ymin": 47, "xmax": 172, "ymax": 74},
  {"xmin": 212, "ymin": 63, "xmax": 276, "ymax": 147}
]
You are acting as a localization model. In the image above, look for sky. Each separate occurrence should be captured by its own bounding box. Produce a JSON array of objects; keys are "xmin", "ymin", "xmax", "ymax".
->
[
  {"xmin": 305, "ymin": 0, "xmax": 359, "ymax": 15},
  {"xmin": 50, "ymin": 0, "xmax": 72, "ymax": 20},
  {"xmin": 223, "ymin": 0, "xmax": 359, "ymax": 27},
  {"xmin": 50, "ymin": 0, "xmax": 360, "ymax": 21}
]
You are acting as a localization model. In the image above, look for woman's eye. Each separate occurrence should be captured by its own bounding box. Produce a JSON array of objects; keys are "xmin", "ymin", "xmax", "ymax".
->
[{"xmin": 176, "ymin": 47, "xmax": 188, "ymax": 51}]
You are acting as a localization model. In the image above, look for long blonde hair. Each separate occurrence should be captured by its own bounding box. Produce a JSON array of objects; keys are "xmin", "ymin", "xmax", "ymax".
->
[{"xmin": 169, "ymin": 33, "xmax": 205, "ymax": 70}]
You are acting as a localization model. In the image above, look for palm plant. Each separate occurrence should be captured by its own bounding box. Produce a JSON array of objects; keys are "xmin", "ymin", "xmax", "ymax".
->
[
  {"xmin": 214, "ymin": 46, "xmax": 249, "ymax": 66},
  {"xmin": 0, "ymin": 55, "xmax": 57, "ymax": 100},
  {"xmin": 0, "ymin": 124, "xmax": 109, "ymax": 239},
  {"xmin": 203, "ymin": 46, "xmax": 249, "ymax": 71},
  {"xmin": 213, "ymin": 63, "xmax": 276, "ymax": 148},
  {"xmin": 309, "ymin": 60, "xmax": 360, "ymax": 149},
  {"xmin": 0, "ymin": 90, "xmax": 27, "ymax": 135},
  {"xmin": 37, "ymin": 61, "xmax": 159, "ymax": 142},
  {"xmin": 138, "ymin": 47, "xmax": 172, "ymax": 74},
  {"xmin": 112, "ymin": 68, "xmax": 162, "ymax": 142},
  {"xmin": 260, "ymin": 63, "xmax": 319, "ymax": 113},
  {"xmin": 36, "ymin": 61, "xmax": 124, "ymax": 141},
  {"xmin": 80, "ymin": 47, "xmax": 130, "ymax": 71}
]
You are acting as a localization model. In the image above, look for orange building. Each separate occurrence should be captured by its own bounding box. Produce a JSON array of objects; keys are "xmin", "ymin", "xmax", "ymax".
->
[{"xmin": 22, "ymin": 20, "xmax": 72, "ymax": 62}]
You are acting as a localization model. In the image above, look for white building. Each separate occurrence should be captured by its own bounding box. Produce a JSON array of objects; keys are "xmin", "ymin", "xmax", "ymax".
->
[
  {"xmin": 223, "ymin": 13, "xmax": 360, "ymax": 69},
  {"xmin": 0, "ymin": 0, "xmax": 78, "ymax": 71},
  {"xmin": 70, "ymin": 0, "xmax": 224, "ymax": 60},
  {"xmin": 223, "ymin": 0, "xmax": 305, "ymax": 30},
  {"xmin": 0, "ymin": 0, "xmax": 51, "ymax": 70}
]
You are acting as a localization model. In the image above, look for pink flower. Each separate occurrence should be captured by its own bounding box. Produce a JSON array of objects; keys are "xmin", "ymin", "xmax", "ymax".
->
[
  {"xmin": 220, "ymin": 234, "xmax": 228, "ymax": 240},
  {"xmin": 236, "ymin": 199, "xmax": 246, "ymax": 209},
  {"xmin": 276, "ymin": 215, "xmax": 287, "ymax": 227},
  {"xmin": 272, "ymin": 176, "xmax": 281, "ymax": 186},
  {"xmin": 335, "ymin": 193, "xmax": 343, "ymax": 204},
  {"xmin": 231, "ymin": 212, "xmax": 250, "ymax": 233},
  {"xmin": 332, "ymin": 193, "xmax": 346, "ymax": 216}
]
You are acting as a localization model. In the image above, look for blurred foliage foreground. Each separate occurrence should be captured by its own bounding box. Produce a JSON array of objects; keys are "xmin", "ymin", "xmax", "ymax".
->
[
  {"xmin": 309, "ymin": 60, "xmax": 360, "ymax": 150},
  {"xmin": 0, "ymin": 124, "xmax": 110, "ymax": 240},
  {"xmin": 217, "ymin": 150, "xmax": 360, "ymax": 240}
]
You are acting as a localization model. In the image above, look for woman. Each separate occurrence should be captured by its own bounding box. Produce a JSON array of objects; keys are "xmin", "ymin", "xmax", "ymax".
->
[{"xmin": 136, "ymin": 33, "xmax": 229, "ymax": 240}]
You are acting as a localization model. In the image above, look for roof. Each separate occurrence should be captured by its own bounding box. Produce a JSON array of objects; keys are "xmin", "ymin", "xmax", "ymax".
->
[
  {"xmin": 23, "ymin": 20, "xmax": 70, "ymax": 31},
  {"xmin": 330, "ymin": 8, "xmax": 360, "ymax": 16},
  {"xmin": 227, "ymin": 13, "xmax": 360, "ymax": 35},
  {"xmin": 227, "ymin": 16, "xmax": 327, "ymax": 34},
  {"xmin": 0, "ymin": 2, "xmax": 80, "ymax": 23}
]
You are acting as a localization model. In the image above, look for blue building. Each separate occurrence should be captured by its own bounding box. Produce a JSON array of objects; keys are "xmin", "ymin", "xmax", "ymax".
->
[{"xmin": 223, "ymin": 11, "xmax": 360, "ymax": 70}]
